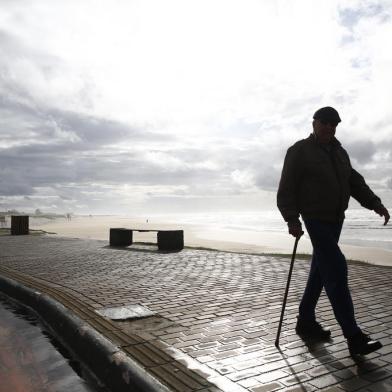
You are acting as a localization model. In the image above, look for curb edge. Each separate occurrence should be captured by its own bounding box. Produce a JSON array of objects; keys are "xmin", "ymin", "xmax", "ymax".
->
[{"xmin": 0, "ymin": 273, "xmax": 171, "ymax": 392}]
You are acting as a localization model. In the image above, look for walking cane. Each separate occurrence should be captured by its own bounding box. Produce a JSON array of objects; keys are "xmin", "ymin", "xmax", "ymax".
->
[{"xmin": 275, "ymin": 234, "xmax": 302, "ymax": 348}]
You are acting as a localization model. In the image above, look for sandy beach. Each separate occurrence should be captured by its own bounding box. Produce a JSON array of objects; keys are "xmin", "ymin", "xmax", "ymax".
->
[{"xmin": 29, "ymin": 215, "xmax": 392, "ymax": 267}]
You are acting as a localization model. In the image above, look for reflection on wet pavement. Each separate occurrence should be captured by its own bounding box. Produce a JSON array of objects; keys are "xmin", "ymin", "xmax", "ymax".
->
[{"xmin": 0, "ymin": 293, "xmax": 109, "ymax": 392}]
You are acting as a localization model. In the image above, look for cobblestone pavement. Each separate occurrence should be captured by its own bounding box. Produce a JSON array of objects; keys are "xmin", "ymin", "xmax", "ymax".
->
[{"xmin": 1, "ymin": 235, "xmax": 392, "ymax": 392}]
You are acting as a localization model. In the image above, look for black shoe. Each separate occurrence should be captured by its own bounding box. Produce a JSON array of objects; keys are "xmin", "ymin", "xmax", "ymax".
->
[
  {"xmin": 347, "ymin": 332, "xmax": 382, "ymax": 356},
  {"xmin": 295, "ymin": 318, "xmax": 331, "ymax": 341}
]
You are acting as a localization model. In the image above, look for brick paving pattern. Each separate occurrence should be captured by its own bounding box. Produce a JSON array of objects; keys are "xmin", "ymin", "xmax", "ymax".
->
[{"xmin": 0, "ymin": 235, "xmax": 392, "ymax": 391}]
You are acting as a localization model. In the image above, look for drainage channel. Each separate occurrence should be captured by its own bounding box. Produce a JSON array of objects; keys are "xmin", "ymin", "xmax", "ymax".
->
[{"xmin": 0, "ymin": 292, "xmax": 110, "ymax": 392}]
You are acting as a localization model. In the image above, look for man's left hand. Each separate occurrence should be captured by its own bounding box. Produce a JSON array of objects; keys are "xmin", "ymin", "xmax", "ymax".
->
[{"xmin": 374, "ymin": 205, "xmax": 390, "ymax": 225}]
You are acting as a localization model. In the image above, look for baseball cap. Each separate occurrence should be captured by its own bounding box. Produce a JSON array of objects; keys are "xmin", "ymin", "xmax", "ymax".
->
[{"xmin": 313, "ymin": 106, "xmax": 341, "ymax": 125}]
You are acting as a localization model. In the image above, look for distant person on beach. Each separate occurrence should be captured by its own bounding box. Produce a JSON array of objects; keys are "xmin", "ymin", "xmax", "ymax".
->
[{"xmin": 277, "ymin": 106, "xmax": 390, "ymax": 356}]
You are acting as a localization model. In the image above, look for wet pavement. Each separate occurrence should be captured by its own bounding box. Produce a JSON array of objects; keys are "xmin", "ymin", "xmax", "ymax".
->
[
  {"xmin": 0, "ymin": 293, "xmax": 108, "ymax": 392},
  {"xmin": 1, "ymin": 235, "xmax": 392, "ymax": 391}
]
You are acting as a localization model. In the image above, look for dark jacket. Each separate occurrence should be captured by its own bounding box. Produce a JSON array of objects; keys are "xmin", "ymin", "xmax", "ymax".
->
[{"xmin": 277, "ymin": 134, "xmax": 382, "ymax": 223}]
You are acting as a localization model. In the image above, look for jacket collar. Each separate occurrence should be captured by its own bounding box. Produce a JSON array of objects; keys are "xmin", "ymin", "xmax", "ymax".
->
[{"xmin": 308, "ymin": 133, "xmax": 341, "ymax": 148}]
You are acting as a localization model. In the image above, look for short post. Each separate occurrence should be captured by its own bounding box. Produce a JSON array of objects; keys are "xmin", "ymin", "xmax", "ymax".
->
[
  {"xmin": 11, "ymin": 215, "xmax": 29, "ymax": 235},
  {"xmin": 157, "ymin": 230, "xmax": 184, "ymax": 251}
]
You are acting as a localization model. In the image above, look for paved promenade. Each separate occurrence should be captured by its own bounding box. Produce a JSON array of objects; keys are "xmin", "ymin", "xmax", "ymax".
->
[{"xmin": 0, "ymin": 235, "xmax": 392, "ymax": 392}]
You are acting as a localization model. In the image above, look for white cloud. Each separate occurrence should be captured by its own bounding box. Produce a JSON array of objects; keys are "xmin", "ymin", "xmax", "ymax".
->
[
  {"xmin": 145, "ymin": 151, "xmax": 185, "ymax": 172},
  {"xmin": 231, "ymin": 169, "xmax": 255, "ymax": 188},
  {"xmin": 1, "ymin": 0, "xmax": 391, "ymax": 213}
]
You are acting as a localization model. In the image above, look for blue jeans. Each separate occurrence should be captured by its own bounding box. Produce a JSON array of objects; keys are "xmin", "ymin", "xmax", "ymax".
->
[{"xmin": 299, "ymin": 219, "xmax": 361, "ymax": 338}]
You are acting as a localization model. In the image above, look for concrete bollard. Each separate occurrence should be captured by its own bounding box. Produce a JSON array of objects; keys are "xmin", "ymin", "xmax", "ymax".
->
[{"xmin": 11, "ymin": 215, "xmax": 29, "ymax": 235}]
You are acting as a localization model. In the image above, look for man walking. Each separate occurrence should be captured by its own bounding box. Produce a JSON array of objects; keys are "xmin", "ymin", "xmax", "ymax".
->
[{"xmin": 277, "ymin": 106, "xmax": 390, "ymax": 356}]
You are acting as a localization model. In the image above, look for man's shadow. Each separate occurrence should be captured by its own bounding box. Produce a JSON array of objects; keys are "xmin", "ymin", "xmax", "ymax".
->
[{"xmin": 275, "ymin": 335, "xmax": 383, "ymax": 391}]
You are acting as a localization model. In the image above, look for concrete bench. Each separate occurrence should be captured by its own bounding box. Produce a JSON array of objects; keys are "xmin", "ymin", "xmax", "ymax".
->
[{"xmin": 109, "ymin": 228, "xmax": 184, "ymax": 251}]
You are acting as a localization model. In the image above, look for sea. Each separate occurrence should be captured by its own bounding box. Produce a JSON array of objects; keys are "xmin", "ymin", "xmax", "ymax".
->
[
  {"xmin": 155, "ymin": 208, "xmax": 392, "ymax": 252},
  {"xmin": 23, "ymin": 207, "xmax": 392, "ymax": 259}
]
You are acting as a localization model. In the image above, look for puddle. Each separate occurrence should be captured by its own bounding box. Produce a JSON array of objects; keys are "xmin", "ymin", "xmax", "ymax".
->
[
  {"xmin": 116, "ymin": 315, "xmax": 174, "ymax": 332},
  {"xmin": 0, "ymin": 293, "xmax": 110, "ymax": 392},
  {"xmin": 96, "ymin": 304, "xmax": 156, "ymax": 320}
]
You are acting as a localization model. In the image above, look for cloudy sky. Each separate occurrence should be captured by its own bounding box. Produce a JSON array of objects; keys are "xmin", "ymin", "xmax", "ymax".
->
[{"xmin": 1, "ymin": 0, "xmax": 391, "ymax": 215}]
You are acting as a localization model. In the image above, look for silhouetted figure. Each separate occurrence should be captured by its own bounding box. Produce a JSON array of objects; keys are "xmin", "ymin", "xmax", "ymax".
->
[{"xmin": 277, "ymin": 106, "xmax": 390, "ymax": 357}]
